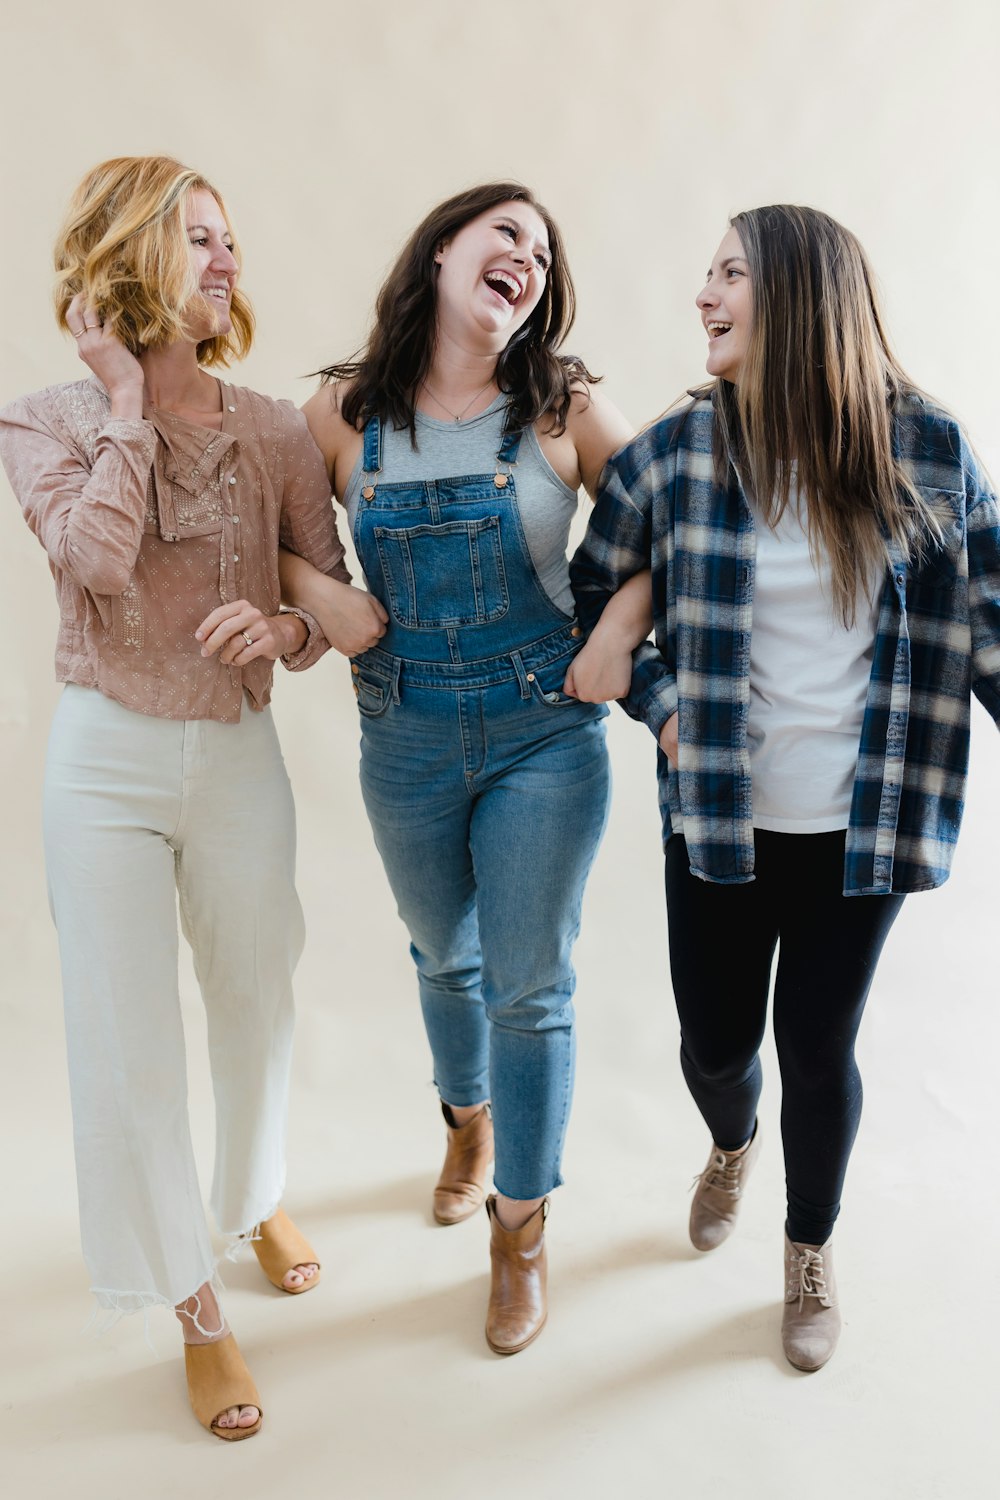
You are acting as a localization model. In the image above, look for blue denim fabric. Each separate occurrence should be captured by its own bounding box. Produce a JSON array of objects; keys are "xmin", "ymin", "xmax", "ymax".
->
[{"xmin": 352, "ymin": 411, "xmax": 610, "ymax": 1198}]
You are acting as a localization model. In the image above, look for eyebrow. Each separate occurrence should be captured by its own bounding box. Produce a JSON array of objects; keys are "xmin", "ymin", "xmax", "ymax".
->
[
  {"xmin": 720, "ymin": 256, "xmax": 747, "ymax": 268},
  {"xmin": 187, "ymin": 224, "xmax": 232, "ymax": 236}
]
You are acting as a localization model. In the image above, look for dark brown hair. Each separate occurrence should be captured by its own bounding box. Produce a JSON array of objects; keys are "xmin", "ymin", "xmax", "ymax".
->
[
  {"xmin": 319, "ymin": 182, "xmax": 596, "ymax": 439},
  {"xmin": 705, "ymin": 204, "xmax": 942, "ymax": 624}
]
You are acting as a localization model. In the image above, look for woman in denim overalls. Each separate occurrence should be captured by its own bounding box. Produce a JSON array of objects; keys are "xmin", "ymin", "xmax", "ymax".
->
[{"xmin": 282, "ymin": 183, "xmax": 648, "ymax": 1353}]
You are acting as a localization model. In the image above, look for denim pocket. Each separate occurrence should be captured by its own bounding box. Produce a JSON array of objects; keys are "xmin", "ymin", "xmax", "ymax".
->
[
  {"xmin": 353, "ymin": 664, "xmax": 392, "ymax": 718},
  {"xmin": 374, "ymin": 517, "xmax": 509, "ymax": 629},
  {"xmin": 527, "ymin": 659, "xmax": 578, "ymax": 708}
]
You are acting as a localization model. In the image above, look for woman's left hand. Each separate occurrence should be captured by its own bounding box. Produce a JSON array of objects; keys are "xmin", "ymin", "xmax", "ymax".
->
[{"xmin": 195, "ymin": 600, "xmax": 306, "ymax": 664}]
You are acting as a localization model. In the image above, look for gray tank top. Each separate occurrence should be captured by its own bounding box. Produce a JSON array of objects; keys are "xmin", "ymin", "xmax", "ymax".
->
[{"xmin": 343, "ymin": 396, "xmax": 579, "ymax": 615}]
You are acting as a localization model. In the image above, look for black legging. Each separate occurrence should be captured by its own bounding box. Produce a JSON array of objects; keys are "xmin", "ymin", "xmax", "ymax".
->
[{"xmin": 664, "ymin": 830, "xmax": 905, "ymax": 1245}]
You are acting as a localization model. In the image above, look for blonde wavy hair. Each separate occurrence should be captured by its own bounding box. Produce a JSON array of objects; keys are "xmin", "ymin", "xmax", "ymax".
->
[{"xmin": 53, "ymin": 155, "xmax": 254, "ymax": 367}]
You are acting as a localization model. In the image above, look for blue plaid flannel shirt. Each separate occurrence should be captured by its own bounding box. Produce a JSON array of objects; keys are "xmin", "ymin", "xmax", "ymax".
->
[{"xmin": 570, "ymin": 391, "xmax": 1000, "ymax": 894}]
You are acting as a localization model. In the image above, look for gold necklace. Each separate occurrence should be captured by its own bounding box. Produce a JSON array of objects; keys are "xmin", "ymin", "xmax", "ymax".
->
[{"xmin": 421, "ymin": 376, "xmax": 496, "ymax": 423}]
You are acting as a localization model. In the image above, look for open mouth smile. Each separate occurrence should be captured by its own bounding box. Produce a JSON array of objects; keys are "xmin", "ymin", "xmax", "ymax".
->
[
  {"xmin": 706, "ymin": 320, "xmax": 733, "ymax": 339},
  {"xmin": 483, "ymin": 270, "xmax": 523, "ymax": 305}
]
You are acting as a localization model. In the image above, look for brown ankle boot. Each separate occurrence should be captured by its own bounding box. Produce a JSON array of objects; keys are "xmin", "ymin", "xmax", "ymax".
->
[
  {"xmin": 485, "ymin": 1195, "xmax": 548, "ymax": 1355},
  {"xmin": 433, "ymin": 1103, "xmax": 494, "ymax": 1225},
  {"xmin": 782, "ymin": 1233, "xmax": 841, "ymax": 1372}
]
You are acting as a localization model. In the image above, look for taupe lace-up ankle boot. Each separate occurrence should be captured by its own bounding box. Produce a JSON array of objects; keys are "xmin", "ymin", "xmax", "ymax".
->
[
  {"xmin": 688, "ymin": 1124, "xmax": 761, "ymax": 1251},
  {"xmin": 782, "ymin": 1234, "xmax": 841, "ymax": 1371},
  {"xmin": 433, "ymin": 1103, "xmax": 494, "ymax": 1225}
]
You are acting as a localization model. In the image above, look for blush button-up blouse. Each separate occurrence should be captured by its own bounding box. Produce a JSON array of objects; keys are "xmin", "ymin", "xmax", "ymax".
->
[{"xmin": 0, "ymin": 376, "xmax": 350, "ymax": 722}]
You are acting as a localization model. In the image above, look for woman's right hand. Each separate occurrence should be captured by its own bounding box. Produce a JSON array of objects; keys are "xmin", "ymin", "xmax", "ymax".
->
[
  {"xmin": 659, "ymin": 712, "xmax": 679, "ymax": 766},
  {"xmin": 66, "ymin": 293, "xmax": 144, "ymax": 417},
  {"xmin": 314, "ymin": 578, "xmax": 389, "ymax": 656}
]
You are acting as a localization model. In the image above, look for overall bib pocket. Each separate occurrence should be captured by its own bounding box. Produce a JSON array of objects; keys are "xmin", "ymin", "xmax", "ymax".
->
[{"xmin": 374, "ymin": 517, "xmax": 509, "ymax": 629}]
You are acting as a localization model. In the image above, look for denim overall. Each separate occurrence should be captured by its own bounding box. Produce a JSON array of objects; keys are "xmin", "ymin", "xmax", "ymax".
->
[{"xmin": 352, "ymin": 407, "xmax": 610, "ymax": 1199}]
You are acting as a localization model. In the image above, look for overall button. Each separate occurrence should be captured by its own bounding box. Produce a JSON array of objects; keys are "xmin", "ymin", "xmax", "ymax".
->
[
  {"xmin": 570, "ymin": 626, "xmax": 582, "ymax": 637},
  {"xmin": 351, "ymin": 664, "xmax": 360, "ymax": 674},
  {"xmin": 526, "ymin": 673, "xmax": 536, "ymax": 682}
]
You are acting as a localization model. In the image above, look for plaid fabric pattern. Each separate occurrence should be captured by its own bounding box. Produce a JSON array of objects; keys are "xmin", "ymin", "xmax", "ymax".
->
[{"xmin": 570, "ymin": 392, "xmax": 1000, "ymax": 894}]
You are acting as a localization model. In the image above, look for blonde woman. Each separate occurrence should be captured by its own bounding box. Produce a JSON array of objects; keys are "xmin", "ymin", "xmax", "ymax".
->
[
  {"xmin": 571, "ymin": 205, "xmax": 1000, "ymax": 1371},
  {"xmin": 0, "ymin": 157, "xmax": 385, "ymax": 1439}
]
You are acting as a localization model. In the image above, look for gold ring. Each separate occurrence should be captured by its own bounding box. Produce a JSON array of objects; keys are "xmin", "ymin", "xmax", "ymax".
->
[
  {"xmin": 73, "ymin": 329, "xmax": 85, "ymax": 338},
  {"xmin": 241, "ymin": 631, "xmax": 254, "ymax": 648}
]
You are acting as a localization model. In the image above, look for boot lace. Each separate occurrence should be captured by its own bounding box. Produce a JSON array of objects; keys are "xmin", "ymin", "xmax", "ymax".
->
[
  {"xmin": 691, "ymin": 1149, "xmax": 744, "ymax": 1198},
  {"xmin": 787, "ymin": 1246, "xmax": 829, "ymax": 1309}
]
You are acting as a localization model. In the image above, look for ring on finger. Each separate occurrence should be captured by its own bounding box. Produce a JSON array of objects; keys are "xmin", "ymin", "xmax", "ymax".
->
[
  {"xmin": 241, "ymin": 631, "xmax": 254, "ymax": 648},
  {"xmin": 73, "ymin": 329, "xmax": 86, "ymax": 339}
]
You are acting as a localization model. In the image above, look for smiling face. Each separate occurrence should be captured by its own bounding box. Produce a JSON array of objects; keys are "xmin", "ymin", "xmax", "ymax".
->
[
  {"xmin": 433, "ymin": 199, "xmax": 552, "ymax": 346},
  {"xmin": 696, "ymin": 226, "xmax": 751, "ymax": 383},
  {"xmin": 183, "ymin": 188, "xmax": 239, "ymax": 341}
]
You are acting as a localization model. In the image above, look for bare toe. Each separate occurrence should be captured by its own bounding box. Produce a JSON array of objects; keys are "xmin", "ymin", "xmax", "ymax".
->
[
  {"xmin": 237, "ymin": 1405, "xmax": 260, "ymax": 1428},
  {"xmin": 282, "ymin": 1262, "xmax": 318, "ymax": 1290}
]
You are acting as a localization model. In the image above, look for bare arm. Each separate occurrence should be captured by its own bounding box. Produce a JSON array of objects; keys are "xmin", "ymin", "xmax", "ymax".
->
[
  {"xmin": 279, "ymin": 547, "xmax": 388, "ymax": 657},
  {"xmin": 277, "ymin": 382, "xmax": 387, "ymax": 656},
  {"xmin": 563, "ymin": 568, "xmax": 653, "ymax": 702},
  {"xmin": 536, "ymin": 384, "xmax": 634, "ymax": 497}
]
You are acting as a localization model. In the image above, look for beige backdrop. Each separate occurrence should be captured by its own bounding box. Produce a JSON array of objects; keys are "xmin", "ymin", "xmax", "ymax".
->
[{"xmin": 2, "ymin": 2, "xmax": 998, "ymax": 1496}]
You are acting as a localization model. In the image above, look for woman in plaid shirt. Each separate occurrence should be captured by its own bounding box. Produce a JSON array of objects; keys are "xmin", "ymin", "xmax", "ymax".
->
[{"xmin": 570, "ymin": 205, "xmax": 1000, "ymax": 1372}]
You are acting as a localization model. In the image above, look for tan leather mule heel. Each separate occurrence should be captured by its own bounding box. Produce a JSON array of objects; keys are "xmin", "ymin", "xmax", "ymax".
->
[
  {"xmin": 184, "ymin": 1334, "xmax": 262, "ymax": 1441},
  {"xmin": 251, "ymin": 1208, "xmax": 321, "ymax": 1294}
]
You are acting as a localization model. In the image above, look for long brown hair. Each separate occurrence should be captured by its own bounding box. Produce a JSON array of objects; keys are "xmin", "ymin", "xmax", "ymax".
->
[
  {"xmin": 319, "ymin": 182, "xmax": 596, "ymax": 439},
  {"xmin": 708, "ymin": 204, "xmax": 942, "ymax": 624},
  {"xmin": 53, "ymin": 155, "xmax": 254, "ymax": 368}
]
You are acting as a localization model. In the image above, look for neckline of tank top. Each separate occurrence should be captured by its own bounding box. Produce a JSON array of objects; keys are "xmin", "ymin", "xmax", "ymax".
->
[{"xmin": 411, "ymin": 392, "xmax": 510, "ymax": 432}]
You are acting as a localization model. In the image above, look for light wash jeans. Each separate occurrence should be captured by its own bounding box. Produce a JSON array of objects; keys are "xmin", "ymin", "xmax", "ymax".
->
[
  {"xmin": 357, "ymin": 659, "xmax": 610, "ymax": 1199},
  {"xmin": 43, "ymin": 685, "xmax": 304, "ymax": 1314}
]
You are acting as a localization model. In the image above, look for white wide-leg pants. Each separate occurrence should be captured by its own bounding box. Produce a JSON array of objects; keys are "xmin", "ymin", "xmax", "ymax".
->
[{"xmin": 42, "ymin": 685, "xmax": 305, "ymax": 1314}]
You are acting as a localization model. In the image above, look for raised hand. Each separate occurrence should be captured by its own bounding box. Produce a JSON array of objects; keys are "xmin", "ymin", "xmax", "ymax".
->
[{"xmin": 65, "ymin": 292, "xmax": 144, "ymax": 418}]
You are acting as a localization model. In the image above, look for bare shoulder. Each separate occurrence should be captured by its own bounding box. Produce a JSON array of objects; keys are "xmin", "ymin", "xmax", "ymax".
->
[
  {"xmin": 537, "ymin": 382, "xmax": 634, "ymax": 498},
  {"xmin": 301, "ymin": 381, "xmax": 364, "ymax": 497}
]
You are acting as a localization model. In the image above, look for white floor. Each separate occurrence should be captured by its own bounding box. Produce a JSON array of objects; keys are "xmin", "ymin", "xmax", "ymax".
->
[{"xmin": 2, "ymin": 699, "xmax": 996, "ymax": 1500}]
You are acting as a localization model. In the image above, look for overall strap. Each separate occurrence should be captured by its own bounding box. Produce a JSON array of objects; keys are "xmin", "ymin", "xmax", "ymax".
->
[
  {"xmin": 493, "ymin": 403, "xmax": 523, "ymax": 489},
  {"xmin": 360, "ymin": 413, "xmax": 382, "ymax": 501},
  {"xmin": 362, "ymin": 413, "xmax": 382, "ymax": 474},
  {"xmin": 496, "ymin": 403, "xmax": 524, "ymax": 466}
]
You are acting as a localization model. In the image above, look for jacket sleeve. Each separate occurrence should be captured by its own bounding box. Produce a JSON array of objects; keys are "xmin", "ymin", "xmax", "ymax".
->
[
  {"xmin": 0, "ymin": 394, "xmax": 155, "ymax": 596},
  {"xmin": 965, "ymin": 452, "xmax": 1000, "ymax": 724},
  {"xmin": 570, "ymin": 442, "xmax": 678, "ymax": 738},
  {"xmin": 274, "ymin": 401, "xmax": 352, "ymax": 672}
]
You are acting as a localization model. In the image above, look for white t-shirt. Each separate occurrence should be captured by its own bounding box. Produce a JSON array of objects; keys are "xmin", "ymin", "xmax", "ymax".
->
[{"xmin": 748, "ymin": 493, "xmax": 881, "ymax": 832}]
